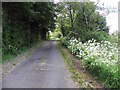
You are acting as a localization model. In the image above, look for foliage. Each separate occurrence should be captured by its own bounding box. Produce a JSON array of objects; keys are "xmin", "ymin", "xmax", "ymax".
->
[
  {"xmin": 61, "ymin": 37, "xmax": 119, "ymax": 88},
  {"xmin": 56, "ymin": 2, "xmax": 109, "ymax": 42},
  {"xmin": 80, "ymin": 31, "xmax": 110, "ymax": 43},
  {"xmin": 49, "ymin": 29, "xmax": 63, "ymax": 40},
  {"xmin": 2, "ymin": 2, "xmax": 56, "ymax": 62}
]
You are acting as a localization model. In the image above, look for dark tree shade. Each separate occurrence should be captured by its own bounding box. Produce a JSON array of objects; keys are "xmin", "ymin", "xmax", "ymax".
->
[{"xmin": 2, "ymin": 2, "xmax": 56, "ymax": 59}]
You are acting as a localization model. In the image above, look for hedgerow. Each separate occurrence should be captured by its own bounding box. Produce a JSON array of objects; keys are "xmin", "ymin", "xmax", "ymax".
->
[{"xmin": 61, "ymin": 37, "xmax": 119, "ymax": 88}]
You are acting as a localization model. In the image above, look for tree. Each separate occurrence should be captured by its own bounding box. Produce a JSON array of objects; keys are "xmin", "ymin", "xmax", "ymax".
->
[
  {"xmin": 2, "ymin": 2, "xmax": 56, "ymax": 61},
  {"xmin": 33, "ymin": 2, "xmax": 56, "ymax": 40},
  {"xmin": 55, "ymin": 2, "xmax": 110, "ymax": 42}
]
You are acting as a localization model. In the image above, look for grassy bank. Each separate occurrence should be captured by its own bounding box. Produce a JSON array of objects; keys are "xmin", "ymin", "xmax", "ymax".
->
[
  {"xmin": 2, "ymin": 41, "xmax": 43, "ymax": 63},
  {"xmin": 60, "ymin": 37, "xmax": 119, "ymax": 88},
  {"xmin": 58, "ymin": 42, "xmax": 103, "ymax": 88}
]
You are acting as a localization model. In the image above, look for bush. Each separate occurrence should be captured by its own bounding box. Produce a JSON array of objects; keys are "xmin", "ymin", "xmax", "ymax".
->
[
  {"xmin": 61, "ymin": 37, "xmax": 119, "ymax": 88},
  {"xmin": 79, "ymin": 31, "xmax": 110, "ymax": 43}
]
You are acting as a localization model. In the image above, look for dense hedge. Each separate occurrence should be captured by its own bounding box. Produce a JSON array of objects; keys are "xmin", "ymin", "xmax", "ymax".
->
[{"xmin": 2, "ymin": 2, "xmax": 55, "ymax": 62}]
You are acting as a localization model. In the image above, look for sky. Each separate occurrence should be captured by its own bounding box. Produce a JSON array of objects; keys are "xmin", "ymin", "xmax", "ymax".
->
[
  {"xmin": 92, "ymin": 0, "xmax": 119, "ymax": 34},
  {"xmin": 54, "ymin": 0, "xmax": 119, "ymax": 34}
]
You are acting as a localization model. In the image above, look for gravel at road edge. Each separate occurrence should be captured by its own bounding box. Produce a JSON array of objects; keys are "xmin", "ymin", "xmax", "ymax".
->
[{"xmin": 2, "ymin": 45, "xmax": 38, "ymax": 77}]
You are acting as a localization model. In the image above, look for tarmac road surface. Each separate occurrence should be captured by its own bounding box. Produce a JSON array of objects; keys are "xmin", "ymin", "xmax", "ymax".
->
[{"xmin": 2, "ymin": 40, "xmax": 76, "ymax": 88}]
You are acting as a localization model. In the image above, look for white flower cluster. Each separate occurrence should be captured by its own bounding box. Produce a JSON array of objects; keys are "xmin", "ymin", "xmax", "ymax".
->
[
  {"xmin": 66, "ymin": 37, "xmax": 118, "ymax": 74},
  {"xmin": 62, "ymin": 37, "xmax": 119, "ymax": 87}
]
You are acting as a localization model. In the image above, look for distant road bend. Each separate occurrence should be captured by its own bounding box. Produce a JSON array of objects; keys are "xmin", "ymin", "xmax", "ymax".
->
[{"xmin": 2, "ymin": 40, "xmax": 76, "ymax": 88}]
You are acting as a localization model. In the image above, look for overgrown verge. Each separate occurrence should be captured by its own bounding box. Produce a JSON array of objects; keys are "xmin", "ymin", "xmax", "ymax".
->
[
  {"xmin": 60, "ymin": 37, "xmax": 119, "ymax": 88},
  {"xmin": 2, "ymin": 42, "xmax": 42, "ymax": 77},
  {"xmin": 58, "ymin": 42, "xmax": 103, "ymax": 88},
  {"xmin": 2, "ymin": 42, "xmax": 41, "ymax": 63}
]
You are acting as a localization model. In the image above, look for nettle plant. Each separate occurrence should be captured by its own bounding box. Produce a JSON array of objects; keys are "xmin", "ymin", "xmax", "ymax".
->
[{"xmin": 62, "ymin": 37, "xmax": 119, "ymax": 88}]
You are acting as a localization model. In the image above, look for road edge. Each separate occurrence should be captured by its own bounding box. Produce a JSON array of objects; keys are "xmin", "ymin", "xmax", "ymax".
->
[
  {"xmin": 2, "ymin": 42, "xmax": 42, "ymax": 77},
  {"xmin": 58, "ymin": 41, "xmax": 103, "ymax": 88}
]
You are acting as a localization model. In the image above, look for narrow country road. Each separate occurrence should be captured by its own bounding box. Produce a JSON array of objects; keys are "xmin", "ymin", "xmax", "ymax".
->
[{"xmin": 2, "ymin": 41, "xmax": 76, "ymax": 88}]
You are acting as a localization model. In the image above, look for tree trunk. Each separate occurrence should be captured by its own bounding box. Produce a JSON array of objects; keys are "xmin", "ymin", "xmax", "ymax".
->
[
  {"xmin": 41, "ymin": 27, "xmax": 47, "ymax": 40},
  {"xmin": 69, "ymin": 4, "xmax": 74, "ymax": 31}
]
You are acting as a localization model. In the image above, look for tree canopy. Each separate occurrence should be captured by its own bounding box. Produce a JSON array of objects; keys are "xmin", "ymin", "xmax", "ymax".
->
[
  {"xmin": 2, "ymin": 2, "xmax": 111, "ymax": 61},
  {"xmin": 55, "ymin": 2, "xmax": 109, "ymax": 42},
  {"xmin": 2, "ymin": 2, "xmax": 56, "ymax": 60}
]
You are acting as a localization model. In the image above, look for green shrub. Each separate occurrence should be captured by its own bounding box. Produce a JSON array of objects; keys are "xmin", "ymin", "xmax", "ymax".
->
[
  {"xmin": 79, "ymin": 31, "xmax": 110, "ymax": 43},
  {"xmin": 61, "ymin": 37, "xmax": 119, "ymax": 88}
]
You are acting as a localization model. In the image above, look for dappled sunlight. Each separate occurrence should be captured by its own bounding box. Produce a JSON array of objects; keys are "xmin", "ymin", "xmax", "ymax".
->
[{"xmin": 49, "ymin": 29, "xmax": 63, "ymax": 40}]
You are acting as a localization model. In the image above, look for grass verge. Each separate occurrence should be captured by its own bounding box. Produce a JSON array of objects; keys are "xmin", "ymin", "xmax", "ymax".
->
[
  {"xmin": 58, "ymin": 41, "xmax": 103, "ymax": 88},
  {"xmin": 2, "ymin": 41, "xmax": 43, "ymax": 76},
  {"xmin": 2, "ymin": 41, "xmax": 43, "ymax": 63}
]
